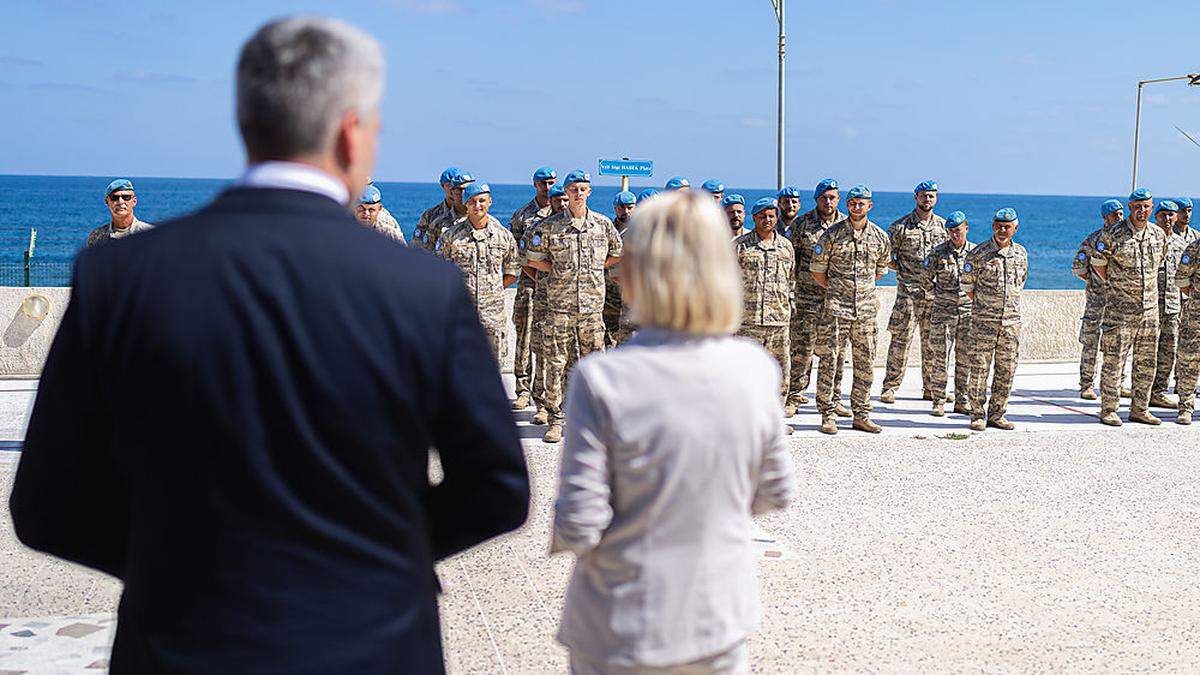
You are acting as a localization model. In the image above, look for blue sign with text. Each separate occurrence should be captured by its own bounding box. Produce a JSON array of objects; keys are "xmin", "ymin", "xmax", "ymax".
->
[{"xmin": 598, "ymin": 159, "xmax": 654, "ymax": 177}]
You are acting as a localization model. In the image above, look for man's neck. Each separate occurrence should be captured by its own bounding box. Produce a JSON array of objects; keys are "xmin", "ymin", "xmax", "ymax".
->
[
  {"xmin": 951, "ymin": 239, "xmax": 967, "ymax": 251},
  {"xmin": 1131, "ymin": 218, "xmax": 1148, "ymax": 231},
  {"xmin": 817, "ymin": 208, "xmax": 836, "ymax": 223},
  {"xmin": 111, "ymin": 214, "xmax": 135, "ymax": 231},
  {"xmin": 535, "ymin": 194, "xmax": 549, "ymax": 208},
  {"xmin": 756, "ymin": 227, "xmax": 775, "ymax": 240},
  {"xmin": 568, "ymin": 204, "xmax": 588, "ymax": 219},
  {"xmin": 913, "ymin": 208, "xmax": 933, "ymax": 223},
  {"xmin": 468, "ymin": 214, "xmax": 489, "ymax": 229},
  {"xmin": 1177, "ymin": 222, "xmax": 1191, "ymax": 233},
  {"xmin": 993, "ymin": 236, "xmax": 1011, "ymax": 249},
  {"xmin": 849, "ymin": 216, "xmax": 868, "ymax": 230}
]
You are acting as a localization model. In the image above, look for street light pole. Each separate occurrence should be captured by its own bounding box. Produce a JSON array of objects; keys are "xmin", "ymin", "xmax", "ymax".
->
[
  {"xmin": 771, "ymin": 0, "xmax": 785, "ymax": 190},
  {"xmin": 1131, "ymin": 72, "xmax": 1200, "ymax": 191}
]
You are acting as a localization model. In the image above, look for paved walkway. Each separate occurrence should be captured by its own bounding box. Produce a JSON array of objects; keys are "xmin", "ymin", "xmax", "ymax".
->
[{"xmin": 4, "ymin": 363, "xmax": 1200, "ymax": 672}]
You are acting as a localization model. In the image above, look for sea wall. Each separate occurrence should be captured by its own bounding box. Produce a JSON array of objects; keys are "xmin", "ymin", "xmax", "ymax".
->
[{"xmin": 0, "ymin": 287, "xmax": 1085, "ymax": 378}]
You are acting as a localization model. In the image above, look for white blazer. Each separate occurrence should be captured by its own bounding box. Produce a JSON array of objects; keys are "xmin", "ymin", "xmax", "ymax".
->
[{"xmin": 552, "ymin": 328, "xmax": 795, "ymax": 668}]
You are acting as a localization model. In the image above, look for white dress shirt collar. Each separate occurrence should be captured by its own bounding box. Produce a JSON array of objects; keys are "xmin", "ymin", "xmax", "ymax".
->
[{"xmin": 237, "ymin": 161, "xmax": 350, "ymax": 205}]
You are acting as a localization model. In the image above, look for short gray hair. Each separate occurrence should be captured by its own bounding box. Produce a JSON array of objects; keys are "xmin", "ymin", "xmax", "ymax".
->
[{"xmin": 236, "ymin": 16, "xmax": 384, "ymax": 160}]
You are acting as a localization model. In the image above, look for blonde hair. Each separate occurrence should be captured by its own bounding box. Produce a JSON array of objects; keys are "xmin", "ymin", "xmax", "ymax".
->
[{"xmin": 622, "ymin": 191, "xmax": 742, "ymax": 335}]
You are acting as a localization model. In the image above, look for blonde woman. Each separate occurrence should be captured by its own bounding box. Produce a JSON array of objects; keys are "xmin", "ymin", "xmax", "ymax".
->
[{"xmin": 551, "ymin": 191, "xmax": 796, "ymax": 674}]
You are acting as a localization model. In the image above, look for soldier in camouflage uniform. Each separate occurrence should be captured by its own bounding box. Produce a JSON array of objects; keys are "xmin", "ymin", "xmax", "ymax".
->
[
  {"xmin": 523, "ymin": 170, "xmax": 622, "ymax": 443},
  {"xmin": 881, "ymin": 180, "xmax": 947, "ymax": 403},
  {"xmin": 924, "ymin": 211, "xmax": 976, "ymax": 417},
  {"xmin": 735, "ymin": 198, "xmax": 794, "ymax": 404},
  {"xmin": 414, "ymin": 168, "xmax": 473, "ymax": 251},
  {"xmin": 522, "ymin": 184, "xmax": 569, "ymax": 426},
  {"xmin": 1072, "ymin": 200, "xmax": 1125, "ymax": 399},
  {"xmin": 437, "ymin": 183, "xmax": 520, "ymax": 360},
  {"xmin": 1090, "ymin": 188, "xmax": 1168, "ymax": 426},
  {"xmin": 1175, "ymin": 197, "xmax": 1198, "ymax": 245},
  {"xmin": 774, "ymin": 186, "xmax": 803, "ymax": 238},
  {"xmin": 722, "ymin": 193, "xmax": 746, "ymax": 238},
  {"xmin": 960, "ymin": 208, "xmax": 1028, "ymax": 431},
  {"xmin": 1172, "ymin": 235, "xmax": 1200, "ymax": 424},
  {"xmin": 1150, "ymin": 201, "xmax": 1185, "ymax": 408},
  {"xmin": 86, "ymin": 179, "xmax": 155, "ymax": 247},
  {"xmin": 810, "ymin": 184, "xmax": 891, "ymax": 435},
  {"xmin": 603, "ymin": 191, "xmax": 637, "ymax": 347},
  {"xmin": 786, "ymin": 178, "xmax": 849, "ymax": 417},
  {"xmin": 509, "ymin": 167, "xmax": 556, "ymax": 410},
  {"xmin": 354, "ymin": 185, "xmax": 407, "ymax": 244}
]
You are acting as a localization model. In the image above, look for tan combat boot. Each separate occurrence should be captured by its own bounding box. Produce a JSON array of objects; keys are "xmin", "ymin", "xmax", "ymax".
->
[
  {"xmin": 852, "ymin": 416, "xmax": 882, "ymax": 433},
  {"xmin": 543, "ymin": 424, "xmax": 563, "ymax": 443},
  {"xmin": 1080, "ymin": 387, "xmax": 1097, "ymax": 401},
  {"xmin": 931, "ymin": 401, "xmax": 945, "ymax": 417},
  {"xmin": 1099, "ymin": 411, "xmax": 1122, "ymax": 426},
  {"xmin": 783, "ymin": 403, "xmax": 798, "ymax": 418},
  {"xmin": 879, "ymin": 388, "xmax": 896, "ymax": 404},
  {"xmin": 834, "ymin": 403, "xmax": 852, "ymax": 418},
  {"xmin": 1149, "ymin": 393, "xmax": 1178, "ymax": 409},
  {"xmin": 922, "ymin": 390, "xmax": 933, "ymax": 401},
  {"xmin": 511, "ymin": 392, "xmax": 531, "ymax": 410},
  {"xmin": 793, "ymin": 393, "xmax": 810, "ymax": 405},
  {"xmin": 987, "ymin": 416, "xmax": 1014, "ymax": 430},
  {"xmin": 531, "ymin": 409, "xmax": 549, "ymax": 426},
  {"xmin": 946, "ymin": 392, "xmax": 955, "ymax": 403},
  {"xmin": 969, "ymin": 418, "xmax": 986, "ymax": 431},
  {"xmin": 819, "ymin": 416, "xmax": 838, "ymax": 435},
  {"xmin": 1178, "ymin": 412, "xmax": 1192, "ymax": 426},
  {"xmin": 953, "ymin": 402, "xmax": 972, "ymax": 416},
  {"xmin": 1120, "ymin": 386, "xmax": 1132, "ymax": 398},
  {"xmin": 783, "ymin": 423, "xmax": 794, "ymax": 436},
  {"xmin": 1128, "ymin": 409, "xmax": 1161, "ymax": 426}
]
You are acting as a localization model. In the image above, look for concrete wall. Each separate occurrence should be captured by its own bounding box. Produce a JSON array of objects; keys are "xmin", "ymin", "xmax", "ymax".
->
[{"xmin": 0, "ymin": 287, "xmax": 1085, "ymax": 378}]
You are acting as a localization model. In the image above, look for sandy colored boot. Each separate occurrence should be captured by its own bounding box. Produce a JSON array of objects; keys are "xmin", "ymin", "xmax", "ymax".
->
[
  {"xmin": 931, "ymin": 401, "xmax": 945, "ymax": 417},
  {"xmin": 543, "ymin": 424, "xmax": 563, "ymax": 443},
  {"xmin": 512, "ymin": 392, "xmax": 531, "ymax": 410},
  {"xmin": 1149, "ymin": 393, "xmax": 1178, "ymax": 409},
  {"xmin": 834, "ymin": 403, "xmax": 852, "ymax": 418},
  {"xmin": 1128, "ymin": 409, "xmax": 1161, "ymax": 426},
  {"xmin": 879, "ymin": 388, "xmax": 896, "ymax": 404},
  {"xmin": 969, "ymin": 418, "xmax": 986, "ymax": 431},
  {"xmin": 783, "ymin": 403, "xmax": 798, "ymax": 418},
  {"xmin": 531, "ymin": 409, "xmax": 549, "ymax": 426},
  {"xmin": 819, "ymin": 416, "xmax": 838, "ymax": 435},
  {"xmin": 987, "ymin": 416, "xmax": 1014, "ymax": 430},
  {"xmin": 1178, "ymin": 412, "xmax": 1192, "ymax": 426},
  {"xmin": 853, "ymin": 416, "xmax": 882, "ymax": 433},
  {"xmin": 1080, "ymin": 387, "xmax": 1097, "ymax": 401},
  {"xmin": 1100, "ymin": 411, "xmax": 1122, "ymax": 427}
]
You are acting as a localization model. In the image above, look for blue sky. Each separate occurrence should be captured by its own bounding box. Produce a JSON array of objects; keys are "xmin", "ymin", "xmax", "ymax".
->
[{"xmin": 0, "ymin": 0, "xmax": 1197, "ymax": 195}]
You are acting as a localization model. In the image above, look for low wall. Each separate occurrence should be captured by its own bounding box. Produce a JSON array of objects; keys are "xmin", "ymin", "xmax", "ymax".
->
[{"xmin": 0, "ymin": 287, "xmax": 1085, "ymax": 378}]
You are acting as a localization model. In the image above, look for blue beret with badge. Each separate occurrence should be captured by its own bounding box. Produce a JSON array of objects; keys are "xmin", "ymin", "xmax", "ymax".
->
[
  {"xmin": 665, "ymin": 176, "xmax": 690, "ymax": 190},
  {"xmin": 463, "ymin": 182, "xmax": 490, "ymax": 202},
  {"xmin": 1100, "ymin": 199, "xmax": 1124, "ymax": 216},
  {"xmin": 358, "ymin": 184, "xmax": 382, "ymax": 204},
  {"xmin": 777, "ymin": 186, "xmax": 802, "ymax": 199},
  {"xmin": 721, "ymin": 194, "xmax": 745, "ymax": 207},
  {"xmin": 1156, "ymin": 200, "xmax": 1179, "ymax": 214},
  {"xmin": 439, "ymin": 167, "xmax": 461, "ymax": 185},
  {"xmin": 1129, "ymin": 187, "xmax": 1153, "ymax": 202},
  {"xmin": 814, "ymin": 178, "xmax": 838, "ymax": 198},
  {"xmin": 994, "ymin": 207, "xmax": 1018, "ymax": 222},
  {"xmin": 915, "ymin": 180, "xmax": 938, "ymax": 194},
  {"xmin": 548, "ymin": 183, "xmax": 565, "ymax": 198},
  {"xmin": 613, "ymin": 191, "xmax": 636, "ymax": 207},
  {"xmin": 106, "ymin": 178, "xmax": 134, "ymax": 196},
  {"xmin": 564, "ymin": 170, "xmax": 591, "ymax": 187},
  {"xmin": 945, "ymin": 211, "xmax": 967, "ymax": 227},
  {"xmin": 532, "ymin": 166, "xmax": 556, "ymax": 181},
  {"xmin": 450, "ymin": 171, "xmax": 475, "ymax": 187},
  {"xmin": 637, "ymin": 188, "xmax": 659, "ymax": 203},
  {"xmin": 1177, "ymin": 197, "xmax": 1194, "ymax": 209},
  {"xmin": 751, "ymin": 197, "xmax": 779, "ymax": 216},
  {"xmin": 701, "ymin": 179, "xmax": 725, "ymax": 194},
  {"xmin": 846, "ymin": 184, "xmax": 872, "ymax": 200}
]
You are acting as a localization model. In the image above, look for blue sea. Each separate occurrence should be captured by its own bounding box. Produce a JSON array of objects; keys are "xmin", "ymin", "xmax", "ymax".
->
[{"xmin": 0, "ymin": 174, "xmax": 1175, "ymax": 289}]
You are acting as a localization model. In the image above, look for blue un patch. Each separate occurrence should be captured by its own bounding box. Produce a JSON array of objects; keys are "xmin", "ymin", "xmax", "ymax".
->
[
  {"xmin": 1096, "ymin": 241, "xmax": 1106, "ymax": 251},
  {"xmin": 963, "ymin": 262, "xmax": 973, "ymax": 273},
  {"xmin": 532, "ymin": 233, "xmax": 542, "ymax": 246},
  {"xmin": 814, "ymin": 243, "xmax": 823, "ymax": 255},
  {"xmin": 1184, "ymin": 254, "xmax": 1192, "ymax": 265},
  {"xmin": 1077, "ymin": 252, "xmax": 1087, "ymax": 261}
]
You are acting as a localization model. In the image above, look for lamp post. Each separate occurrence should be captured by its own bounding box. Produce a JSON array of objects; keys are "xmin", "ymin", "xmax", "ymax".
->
[
  {"xmin": 770, "ymin": 0, "xmax": 785, "ymax": 190},
  {"xmin": 1131, "ymin": 72, "xmax": 1200, "ymax": 191}
]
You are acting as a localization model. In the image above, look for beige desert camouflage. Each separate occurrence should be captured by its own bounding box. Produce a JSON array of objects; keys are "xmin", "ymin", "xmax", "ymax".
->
[
  {"xmin": 85, "ymin": 218, "xmax": 155, "ymax": 247},
  {"xmin": 1073, "ymin": 227, "xmax": 1107, "ymax": 390},
  {"xmin": 413, "ymin": 200, "xmax": 458, "ymax": 251},
  {"xmin": 365, "ymin": 207, "xmax": 407, "ymax": 244},
  {"xmin": 437, "ymin": 215, "xmax": 520, "ymax": 358},
  {"xmin": 882, "ymin": 210, "xmax": 948, "ymax": 394},
  {"xmin": 1172, "ymin": 239, "xmax": 1200, "ymax": 416},
  {"xmin": 960, "ymin": 237, "xmax": 1028, "ymax": 422},
  {"xmin": 1152, "ymin": 231, "xmax": 1187, "ymax": 399},
  {"xmin": 510, "ymin": 200, "xmax": 550, "ymax": 400},
  {"xmin": 735, "ymin": 230, "xmax": 795, "ymax": 398},
  {"xmin": 787, "ymin": 208, "xmax": 848, "ymax": 404},
  {"xmin": 925, "ymin": 238, "xmax": 977, "ymax": 406},
  {"xmin": 603, "ymin": 223, "xmax": 635, "ymax": 347}
]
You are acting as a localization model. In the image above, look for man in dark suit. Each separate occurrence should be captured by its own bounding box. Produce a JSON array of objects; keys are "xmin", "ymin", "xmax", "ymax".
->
[{"xmin": 9, "ymin": 16, "xmax": 529, "ymax": 674}]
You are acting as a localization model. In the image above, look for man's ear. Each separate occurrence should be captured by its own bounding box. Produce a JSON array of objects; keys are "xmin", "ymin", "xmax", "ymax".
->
[{"xmin": 333, "ymin": 109, "xmax": 360, "ymax": 172}]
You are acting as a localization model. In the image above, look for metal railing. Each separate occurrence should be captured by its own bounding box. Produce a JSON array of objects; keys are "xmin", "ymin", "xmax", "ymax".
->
[{"xmin": 0, "ymin": 261, "xmax": 73, "ymax": 287}]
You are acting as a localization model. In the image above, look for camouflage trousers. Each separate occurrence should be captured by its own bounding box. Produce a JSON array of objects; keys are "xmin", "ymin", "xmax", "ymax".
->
[
  {"xmin": 928, "ymin": 316, "xmax": 972, "ymax": 406},
  {"xmin": 1100, "ymin": 317, "xmax": 1159, "ymax": 415},
  {"xmin": 1152, "ymin": 312, "xmax": 1180, "ymax": 397},
  {"xmin": 966, "ymin": 320, "xmax": 1020, "ymax": 422},
  {"xmin": 816, "ymin": 317, "xmax": 876, "ymax": 418},
  {"xmin": 1078, "ymin": 317, "xmax": 1102, "ymax": 390},
  {"xmin": 530, "ymin": 299, "xmax": 555, "ymax": 411},
  {"xmin": 737, "ymin": 324, "xmax": 790, "ymax": 401},
  {"xmin": 512, "ymin": 278, "xmax": 535, "ymax": 396},
  {"xmin": 603, "ymin": 306, "xmax": 635, "ymax": 348},
  {"xmin": 544, "ymin": 311, "xmax": 605, "ymax": 425},
  {"xmin": 1174, "ymin": 313, "xmax": 1200, "ymax": 414},
  {"xmin": 479, "ymin": 310, "xmax": 506, "ymax": 363},
  {"xmin": 787, "ymin": 307, "xmax": 845, "ymax": 406},
  {"xmin": 882, "ymin": 289, "xmax": 934, "ymax": 393}
]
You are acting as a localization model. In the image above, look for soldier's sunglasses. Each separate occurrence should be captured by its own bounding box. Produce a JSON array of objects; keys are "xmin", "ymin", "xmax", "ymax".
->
[{"xmin": 108, "ymin": 193, "xmax": 135, "ymax": 202}]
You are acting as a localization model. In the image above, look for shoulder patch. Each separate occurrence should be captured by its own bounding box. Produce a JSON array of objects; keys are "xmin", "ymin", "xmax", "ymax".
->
[
  {"xmin": 1184, "ymin": 254, "xmax": 1192, "ymax": 265},
  {"xmin": 1095, "ymin": 241, "xmax": 1106, "ymax": 252},
  {"xmin": 963, "ymin": 262, "xmax": 973, "ymax": 273},
  {"xmin": 1077, "ymin": 251, "xmax": 1087, "ymax": 261},
  {"xmin": 813, "ymin": 243, "xmax": 823, "ymax": 255}
]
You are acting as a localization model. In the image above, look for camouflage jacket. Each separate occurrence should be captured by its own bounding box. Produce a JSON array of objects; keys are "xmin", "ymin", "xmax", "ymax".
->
[
  {"xmin": 888, "ymin": 210, "xmax": 947, "ymax": 298},
  {"xmin": 1177, "ymin": 225, "xmax": 1200, "ymax": 248},
  {"xmin": 524, "ymin": 207, "xmax": 622, "ymax": 315},
  {"xmin": 735, "ymin": 230, "xmax": 795, "ymax": 326},
  {"xmin": 363, "ymin": 207, "xmax": 406, "ymax": 245},
  {"xmin": 437, "ymin": 216, "xmax": 520, "ymax": 321},
  {"xmin": 1090, "ymin": 218, "xmax": 1167, "ymax": 326},
  {"xmin": 1174, "ymin": 239, "xmax": 1200, "ymax": 318},
  {"xmin": 925, "ymin": 239, "xmax": 977, "ymax": 322},
  {"xmin": 86, "ymin": 218, "xmax": 155, "ymax": 247},
  {"xmin": 522, "ymin": 217, "xmax": 551, "ymax": 305},
  {"xmin": 413, "ymin": 200, "xmax": 459, "ymax": 251},
  {"xmin": 788, "ymin": 208, "xmax": 847, "ymax": 314},
  {"xmin": 1072, "ymin": 227, "xmax": 1107, "ymax": 319},
  {"xmin": 960, "ymin": 238, "xmax": 1028, "ymax": 326},
  {"xmin": 775, "ymin": 213, "xmax": 803, "ymax": 239},
  {"xmin": 510, "ymin": 197, "xmax": 551, "ymax": 248},
  {"xmin": 1159, "ymin": 229, "xmax": 1186, "ymax": 316},
  {"xmin": 810, "ymin": 219, "xmax": 891, "ymax": 321},
  {"xmin": 604, "ymin": 221, "xmax": 631, "ymax": 323}
]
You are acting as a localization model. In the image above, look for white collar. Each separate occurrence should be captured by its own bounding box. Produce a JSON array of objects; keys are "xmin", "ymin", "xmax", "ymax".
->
[{"xmin": 237, "ymin": 161, "xmax": 350, "ymax": 205}]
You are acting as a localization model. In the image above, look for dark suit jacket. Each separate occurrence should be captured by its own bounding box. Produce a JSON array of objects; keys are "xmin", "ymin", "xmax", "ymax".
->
[{"xmin": 9, "ymin": 187, "xmax": 530, "ymax": 674}]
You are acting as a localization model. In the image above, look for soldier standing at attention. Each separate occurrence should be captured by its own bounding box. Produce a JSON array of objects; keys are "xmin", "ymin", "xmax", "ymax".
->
[
  {"xmin": 810, "ymin": 184, "xmax": 891, "ymax": 435},
  {"xmin": 785, "ymin": 178, "xmax": 849, "ymax": 416},
  {"xmin": 603, "ymin": 191, "xmax": 638, "ymax": 347},
  {"xmin": 960, "ymin": 208, "xmax": 1028, "ymax": 431},
  {"xmin": 775, "ymin": 186, "xmax": 802, "ymax": 238},
  {"xmin": 509, "ymin": 167, "xmax": 556, "ymax": 410},
  {"xmin": 1090, "ymin": 188, "xmax": 1167, "ymax": 426},
  {"xmin": 86, "ymin": 179, "xmax": 155, "ymax": 247},
  {"xmin": 412, "ymin": 167, "xmax": 459, "ymax": 250},
  {"xmin": 734, "ymin": 198, "xmax": 795, "ymax": 407},
  {"xmin": 701, "ymin": 179, "xmax": 725, "ymax": 201},
  {"xmin": 1171, "ymin": 232, "xmax": 1200, "ymax": 424},
  {"xmin": 1151, "ymin": 200, "xmax": 1185, "ymax": 408},
  {"xmin": 1175, "ymin": 197, "xmax": 1197, "ymax": 244},
  {"xmin": 523, "ymin": 170, "xmax": 622, "ymax": 443},
  {"xmin": 354, "ymin": 185, "xmax": 406, "ymax": 244},
  {"xmin": 722, "ymin": 194, "xmax": 746, "ymax": 237},
  {"xmin": 880, "ymin": 180, "xmax": 947, "ymax": 404},
  {"xmin": 415, "ymin": 170, "xmax": 474, "ymax": 251},
  {"xmin": 437, "ymin": 182, "xmax": 520, "ymax": 360},
  {"xmin": 523, "ymin": 184, "xmax": 569, "ymax": 426},
  {"xmin": 1073, "ymin": 199, "xmax": 1125, "ymax": 400},
  {"xmin": 925, "ymin": 211, "xmax": 976, "ymax": 417}
]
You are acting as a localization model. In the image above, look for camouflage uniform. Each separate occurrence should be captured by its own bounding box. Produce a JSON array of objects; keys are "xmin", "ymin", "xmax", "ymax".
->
[
  {"xmin": 1090, "ymin": 218, "xmax": 1167, "ymax": 415},
  {"xmin": 1172, "ymin": 240, "xmax": 1200, "ymax": 415},
  {"xmin": 437, "ymin": 216, "xmax": 521, "ymax": 360},
  {"xmin": 786, "ymin": 208, "xmax": 848, "ymax": 406},
  {"xmin": 413, "ymin": 200, "xmax": 459, "ymax": 251},
  {"xmin": 603, "ymin": 222, "xmax": 636, "ymax": 348},
  {"xmin": 363, "ymin": 207, "xmax": 407, "ymax": 244},
  {"xmin": 85, "ymin": 218, "xmax": 155, "ymax": 247},
  {"xmin": 1073, "ymin": 228, "xmax": 1107, "ymax": 390},
  {"xmin": 925, "ymin": 239, "xmax": 977, "ymax": 407},
  {"xmin": 510, "ymin": 198, "xmax": 551, "ymax": 399},
  {"xmin": 960, "ymin": 238, "xmax": 1028, "ymax": 423},
  {"xmin": 882, "ymin": 211, "xmax": 948, "ymax": 395},
  {"xmin": 527, "ymin": 208, "xmax": 622, "ymax": 425},
  {"xmin": 1152, "ymin": 230, "xmax": 1186, "ymax": 399},
  {"xmin": 523, "ymin": 219, "xmax": 555, "ymax": 413},
  {"xmin": 810, "ymin": 220, "xmax": 891, "ymax": 419},
  {"xmin": 734, "ymin": 230, "xmax": 795, "ymax": 400}
]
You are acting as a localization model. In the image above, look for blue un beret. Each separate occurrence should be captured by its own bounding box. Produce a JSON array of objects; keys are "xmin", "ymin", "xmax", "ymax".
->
[
  {"xmin": 450, "ymin": 171, "xmax": 475, "ymax": 187},
  {"xmin": 105, "ymin": 178, "xmax": 134, "ymax": 196},
  {"xmin": 1176, "ymin": 197, "xmax": 1193, "ymax": 209},
  {"xmin": 1156, "ymin": 200, "xmax": 1179, "ymax": 214},
  {"xmin": 637, "ymin": 188, "xmax": 659, "ymax": 203},
  {"xmin": 1100, "ymin": 199, "xmax": 1124, "ymax": 216},
  {"xmin": 945, "ymin": 211, "xmax": 966, "ymax": 227},
  {"xmin": 613, "ymin": 191, "xmax": 636, "ymax": 207},
  {"xmin": 462, "ymin": 182, "xmax": 491, "ymax": 202},
  {"xmin": 564, "ymin": 170, "xmax": 591, "ymax": 187},
  {"xmin": 846, "ymin": 184, "xmax": 872, "ymax": 200},
  {"xmin": 915, "ymin": 180, "xmax": 938, "ymax": 194},
  {"xmin": 994, "ymin": 207, "xmax": 1018, "ymax": 222},
  {"xmin": 721, "ymin": 194, "xmax": 745, "ymax": 208},
  {"xmin": 665, "ymin": 176, "xmax": 690, "ymax": 190},
  {"xmin": 439, "ymin": 166, "xmax": 461, "ymax": 185},
  {"xmin": 358, "ymin": 184, "xmax": 382, "ymax": 204},
  {"xmin": 701, "ymin": 179, "xmax": 725, "ymax": 194},
  {"xmin": 547, "ymin": 183, "xmax": 566, "ymax": 198},
  {"xmin": 1129, "ymin": 187, "xmax": 1153, "ymax": 202},
  {"xmin": 751, "ymin": 197, "xmax": 779, "ymax": 217},
  {"xmin": 814, "ymin": 178, "xmax": 838, "ymax": 198},
  {"xmin": 532, "ymin": 166, "xmax": 556, "ymax": 181},
  {"xmin": 777, "ymin": 186, "xmax": 802, "ymax": 199}
]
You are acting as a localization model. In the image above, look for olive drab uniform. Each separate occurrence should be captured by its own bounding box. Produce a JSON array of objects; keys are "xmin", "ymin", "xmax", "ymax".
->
[
  {"xmin": 1090, "ymin": 219, "xmax": 1167, "ymax": 416},
  {"xmin": 1172, "ymin": 240, "xmax": 1200, "ymax": 416},
  {"xmin": 960, "ymin": 238, "xmax": 1028, "ymax": 423},
  {"xmin": 510, "ymin": 198, "xmax": 551, "ymax": 401},
  {"xmin": 603, "ymin": 221, "xmax": 635, "ymax": 348},
  {"xmin": 786, "ymin": 209, "xmax": 848, "ymax": 406},
  {"xmin": 810, "ymin": 220, "xmax": 891, "ymax": 419},
  {"xmin": 437, "ymin": 216, "xmax": 521, "ymax": 360},
  {"xmin": 1073, "ymin": 228, "xmax": 1107, "ymax": 391},
  {"xmin": 883, "ymin": 211, "xmax": 947, "ymax": 396},
  {"xmin": 528, "ymin": 208, "xmax": 622, "ymax": 426},
  {"xmin": 925, "ymin": 238, "xmax": 977, "ymax": 408},
  {"xmin": 413, "ymin": 200, "xmax": 458, "ymax": 251},
  {"xmin": 734, "ymin": 230, "xmax": 795, "ymax": 400},
  {"xmin": 1152, "ymin": 229, "xmax": 1187, "ymax": 400}
]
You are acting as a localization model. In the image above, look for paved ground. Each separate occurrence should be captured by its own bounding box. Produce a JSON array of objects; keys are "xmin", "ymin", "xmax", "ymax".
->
[{"xmin": 3, "ymin": 363, "xmax": 1200, "ymax": 672}]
